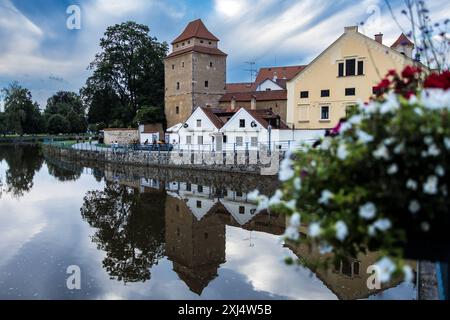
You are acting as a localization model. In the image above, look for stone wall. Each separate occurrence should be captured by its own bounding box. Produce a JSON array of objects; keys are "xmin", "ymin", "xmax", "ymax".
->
[{"xmin": 43, "ymin": 144, "xmax": 284, "ymax": 176}]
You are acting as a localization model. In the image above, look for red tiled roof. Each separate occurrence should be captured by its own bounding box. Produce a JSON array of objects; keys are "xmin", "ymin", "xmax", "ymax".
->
[
  {"xmin": 166, "ymin": 45, "xmax": 227, "ymax": 59},
  {"xmin": 200, "ymin": 107, "xmax": 226, "ymax": 129},
  {"xmin": 255, "ymin": 65, "xmax": 306, "ymax": 84},
  {"xmin": 172, "ymin": 19, "xmax": 219, "ymax": 44},
  {"xmin": 225, "ymin": 83, "xmax": 256, "ymax": 93},
  {"xmin": 219, "ymin": 90, "xmax": 287, "ymax": 103},
  {"xmin": 391, "ymin": 33, "xmax": 414, "ymax": 48},
  {"xmin": 247, "ymin": 109, "xmax": 290, "ymax": 130}
]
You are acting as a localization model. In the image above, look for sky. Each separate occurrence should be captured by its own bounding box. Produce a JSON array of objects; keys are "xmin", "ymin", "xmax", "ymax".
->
[{"xmin": 0, "ymin": 0, "xmax": 449, "ymax": 109}]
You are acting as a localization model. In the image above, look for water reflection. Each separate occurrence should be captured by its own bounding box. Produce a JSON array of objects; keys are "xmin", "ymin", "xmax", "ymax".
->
[{"xmin": 0, "ymin": 145, "xmax": 416, "ymax": 300}]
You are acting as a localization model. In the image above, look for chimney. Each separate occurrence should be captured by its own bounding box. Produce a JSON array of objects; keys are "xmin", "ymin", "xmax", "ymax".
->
[
  {"xmin": 375, "ymin": 33, "xmax": 383, "ymax": 44},
  {"xmin": 231, "ymin": 96, "xmax": 236, "ymax": 110},
  {"xmin": 250, "ymin": 95, "xmax": 257, "ymax": 110},
  {"xmin": 344, "ymin": 26, "xmax": 358, "ymax": 33},
  {"xmin": 273, "ymin": 72, "xmax": 278, "ymax": 82}
]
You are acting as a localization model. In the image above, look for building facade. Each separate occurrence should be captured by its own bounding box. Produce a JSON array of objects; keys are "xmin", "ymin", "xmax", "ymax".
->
[
  {"xmin": 286, "ymin": 27, "xmax": 418, "ymax": 130},
  {"xmin": 164, "ymin": 19, "xmax": 227, "ymax": 128}
]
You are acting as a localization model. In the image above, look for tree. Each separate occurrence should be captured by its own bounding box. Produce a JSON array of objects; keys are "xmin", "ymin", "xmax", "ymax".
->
[
  {"xmin": 66, "ymin": 110, "xmax": 87, "ymax": 133},
  {"xmin": 44, "ymin": 91, "xmax": 87, "ymax": 133},
  {"xmin": 2, "ymin": 82, "xmax": 44, "ymax": 135},
  {"xmin": 47, "ymin": 114, "xmax": 70, "ymax": 134},
  {"xmin": 133, "ymin": 106, "xmax": 165, "ymax": 126},
  {"xmin": 82, "ymin": 21, "xmax": 168, "ymax": 127},
  {"xmin": 0, "ymin": 113, "xmax": 7, "ymax": 136}
]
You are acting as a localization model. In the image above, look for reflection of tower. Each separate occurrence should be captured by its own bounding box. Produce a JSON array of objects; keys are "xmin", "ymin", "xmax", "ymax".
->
[{"xmin": 165, "ymin": 196, "xmax": 226, "ymax": 295}]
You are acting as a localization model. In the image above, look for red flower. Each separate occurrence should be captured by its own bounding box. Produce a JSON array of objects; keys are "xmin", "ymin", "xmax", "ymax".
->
[
  {"xmin": 424, "ymin": 71, "xmax": 450, "ymax": 90},
  {"xmin": 387, "ymin": 69, "xmax": 398, "ymax": 77},
  {"xmin": 401, "ymin": 66, "xmax": 421, "ymax": 79}
]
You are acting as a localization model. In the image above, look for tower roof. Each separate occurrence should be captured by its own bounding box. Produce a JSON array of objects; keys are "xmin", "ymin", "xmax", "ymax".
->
[
  {"xmin": 172, "ymin": 19, "xmax": 220, "ymax": 44},
  {"xmin": 391, "ymin": 33, "xmax": 415, "ymax": 48}
]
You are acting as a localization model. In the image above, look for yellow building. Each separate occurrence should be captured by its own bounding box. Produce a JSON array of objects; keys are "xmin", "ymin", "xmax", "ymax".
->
[{"xmin": 287, "ymin": 26, "xmax": 420, "ymax": 129}]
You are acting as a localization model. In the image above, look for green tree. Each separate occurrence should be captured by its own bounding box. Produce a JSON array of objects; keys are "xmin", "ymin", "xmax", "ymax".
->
[
  {"xmin": 133, "ymin": 106, "xmax": 164, "ymax": 126},
  {"xmin": 44, "ymin": 91, "xmax": 87, "ymax": 133},
  {"xmin": 47, "ymin": 114, "xmax": 70, "ymax": 134},
  {"xmin": 66, "ymin": 110, "xmax": 87, "ymax": 133},
  {"xmin": 0, "ymin": 112, "xmax": 7, "ymax": 136},
  {"xmin": 2, "ymin": 82, "xmax": 44, "ymax": 135},
  {"xmin": 82, "ymin": 21, "xmax": 168, "ymax": 127}
]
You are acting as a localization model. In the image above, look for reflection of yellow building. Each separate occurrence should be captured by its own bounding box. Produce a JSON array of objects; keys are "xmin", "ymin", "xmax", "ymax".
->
[
  {"xmin": 286, "ymin": 239, "xmax": 417, "ymax": 300},
  {"xmin": 287, "ymin": 27, "xmax": 421, "ymax": 129}
]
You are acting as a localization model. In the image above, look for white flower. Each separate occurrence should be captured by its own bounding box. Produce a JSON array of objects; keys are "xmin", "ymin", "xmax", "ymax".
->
[
  {"xmin": 284, "ymin": 199, "xmax": 297, "ymax": 211},
  {"xmin": 427, "ymin": 144, "xmax": 441, "ymax": 157},
  {"xmin": 294, "ymin": 177, "xmax": 302, "ymax": 191},
  {"xmin": 248, "ymin": 190, "xmax": 260, "ymax": 202},
  {"xmin": 319, "ymin": 190, "xmax": 334, "ymax": 205},
  {"xmin": 373, "ymin": 144, "xmax": 390, "ymax": 160},
  {"xmin": 256, "ymin": 195, "xmax": 269, "ymax": 212},
  {"xmin": 424, "ymin": 136, "xmax": 434, "ymax": 146},
  {"xmin": 356, "ymin": 130, "xmax": 374, "ymax": 144},
  {"xmin": 403, "ymin": 265, "xmax": 414, "ymax": 283},
  {"xmin": 394, "ymin": 142, "xmax": 405, "ymax": 155},
  {"xmin": 406, "ymin": 179, "xmax": 418, "ymax": 191},
  {"xmin": 444, "ymin": 138, "xmax": 450, "ymax": 150},
  {"xmin": 369, "ymin": 219, "xmax": 392, "ymax": 236},
  {"xmin": 337, "ymin": 143, "xmax": 349, "ymax": 160},
  {"xmin": 409, "ymin": 200, "xmax": 421, "ymax": 214},
  {"xmin": 408, "ymin": 94, "xmax": 418, "ymax": 105},
  {"xmin": 279, "ymin": 157, "xmax": 295, "ymax": 182},
  {"xmin": 423, "ymin": 176, "xmax": 439, "ymax": 195},
  {"xmin": 383, "ymin": 138, "xmax": 396, "ymax": 146},
  {"xmin": 320, "ymin": 138, "xmax": 332, "ymax": 151},
  {"xmin": 436, "ymin": 165, "xmax": 445, "ymax": 177},
  {"xmin": 340, "ymin": 122, "xmax": 353, "ymax": 134},
  {"xmin": 421, "ymin": 222, "xmax": 430, "ymax": 232},
  {"xmin": 375, "ymin": 257, "xmax": 396, "ymax": 283},
  {"xmin": 335, "ymin": 221, "xmax": 348, "ymax": 241},
  {"xmin": 364, "ymin": 101, "xmax": 380, "ymax": 114},
  {"xmin": 309, "ymin": 223, "xmax": 321, "ymax": 238},
  {"xmin": 359, "ymin": 202, "xmax": 377, "ymax": 220},
  {"xmin": 348, "ymin": 114, "xmax": 363, "ymax": 125},
  {"xmin": 380, "ymin": 93, "xmax": 400, "ymax": 114},
  {"xmin": 284, "ymin": 226, "xmax": 300, "ymax": 241},
  {"xmin": 289, "ymin": 212, "xmax": 301, "ymax": 228},
  {"xmin": 387, "ymin": 164, "xmax": 398, "ymax": 175},
  {"xmin": 269, "ymin": 190, "xmax": 283, "ymax": 207},
  {"xmin": 422, "ymin": 89, "xmax": 450, "ymax": 110}
]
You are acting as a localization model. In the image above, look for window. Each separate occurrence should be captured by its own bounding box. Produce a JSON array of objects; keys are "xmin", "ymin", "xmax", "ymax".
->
[
  {"xmin": 321, "ymin": 106, "xmax": 330, "ymax": 120},
  {"xmin": 198, "ymin": 136, "xmax": 203, "ymax": 145},
  {"xmin": 209, "ymin": 41, "xmax": 212, "ymax": 45},
  {"xmin": 236, "ymin": 136, "xmax": 243, "ymax": 147},
  {"xmin": 239, "ymin": 119, "xmax": 246, "ymax": 128},
  {"xmin": 172, "ymin": 64, "xmax": 175, "ymax": 70},
  {"xmin": 187, "ymin": 40, "xmax": 190, "ymax": 44},
  {"xmin": 175, "ymin": 106, "xmax": 179, "ymax": 114},
  {"xmin": 223, "ymin": 135, "xmax": 227, "ymax": 143},
  {"xmin": 198, "ymin": 185, "xmax": 203, "ymax": 193},
  {"xmin": 176, "ymin": 205, "xmax": 179, "ymax": 212},
  {"xmin": 358, "ymin": 60, "xmax": 364, "ymax": 75},
  {"xmin": 176, "ymin": 82, "xmax": 180, "ymax": 90},
  {"xmin": 196, "ymin": 119, "xmax": 202, "ymax": 127},
  {"xmin": 186, "ymin": 136, "xmax": 192, "ymax": 145},
  {"xmin": 236, "ymin": 191, "xmax": 243, "ymax": 197},
  {"xmin": 251, "ymin": 137, "xmax": 258, "ymax": 147},
  {"xmin": 239, "ymin": 206, "xmax": 245, "ymax": 214},
  {"xmin": 200, "ymin": 40, "xmax": 204, "ymax": 43},
  {"xmin": 300, "ymin": 91, "xmax": 309, "ymax": 98},
  {"xmin": 345, "ymin": 88, "xmax": 356, "ymax": 96},
  {"xmin": 353, "ymin": 262, "xmax": 360, "ymax": 276},
  {"xmin": 205, "ymin": 81, "xmax": 209, "ymax": 88},
  {"xmin": 210, "ymin": 62, "xmax": 213, "ymax": 68},
  {"xmin": 204, "ymin": 233, "xmax": 208, "ymax": 240},
  {"xmin": 182, "ymin": 42, "xmax": 185, "ymax": 46},
  {"xmin": 338, "ymin": 62, "xmax": 344, "ymax": 77},
  {"xmin": 196, "ymin": 201, "xmax": 202, "ymax": 208},
  {"xmin": 346, "ymin": 59, "xmax": 356, "ymax": 76},
  {"xmin": 186, "ymin": 183, "xmax": 191, "ymax": 191},
  {"xmin": 321, "ymin": 90, "xmax": 330, "ymax": 97},
  {"xmin": 182, "ymin": 62, "xmax": 185, "ymax": 68}
]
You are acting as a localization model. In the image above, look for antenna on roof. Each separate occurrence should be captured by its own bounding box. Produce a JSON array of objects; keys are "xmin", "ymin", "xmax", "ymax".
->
[{"xmin": 244, "ymin": 61, "xmax": 257, "ymax": 84}]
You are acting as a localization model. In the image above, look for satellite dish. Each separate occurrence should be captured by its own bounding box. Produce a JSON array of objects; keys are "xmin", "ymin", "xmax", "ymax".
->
[
  {"xmin": 251, "ymin": 121, "xmax": 258, "ymax": 128},
  {"xmin": 183, "ymin": 123, "xmax": 189, "ymax": 129}
]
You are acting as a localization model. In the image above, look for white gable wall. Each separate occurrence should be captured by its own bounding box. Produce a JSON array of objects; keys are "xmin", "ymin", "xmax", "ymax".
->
[{"xmin": 256, "ymin": 79, "xmax": 284, "ymax": 91}]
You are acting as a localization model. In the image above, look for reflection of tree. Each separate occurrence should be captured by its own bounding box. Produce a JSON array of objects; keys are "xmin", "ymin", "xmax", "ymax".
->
[
  {"xmin": 46, "ymin": 159, "xmax": 83, "ymax": 182},
  {"xmin": 0, "ymin": 144, "xmax": 43, "ymax": 197},
  {"xmin": 81, "ymin": 182, "xmax": 166, "ymax": 283}
]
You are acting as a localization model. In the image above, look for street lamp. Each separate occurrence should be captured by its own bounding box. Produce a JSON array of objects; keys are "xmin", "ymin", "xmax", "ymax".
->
[{"xmin": 268, "ymin": 124, "xmax": 272, "ymax": 154}]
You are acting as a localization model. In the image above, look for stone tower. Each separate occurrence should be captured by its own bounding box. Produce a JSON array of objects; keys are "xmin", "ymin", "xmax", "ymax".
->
[{"xmin": 164, "ymin": 19, "xmax": 227, "ymax": 128}]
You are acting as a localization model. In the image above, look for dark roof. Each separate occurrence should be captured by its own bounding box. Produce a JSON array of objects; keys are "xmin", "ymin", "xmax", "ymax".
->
[
  {"xmin": 219, "ymin": 90, "xmax": 287, "ymax": 102},
  {"xmin": 225, "ymin": 83, "xmax": 255, "ymax": 93},
  {"xmin": 247, "ymin": 109, "xmax": 290, "ymax": 130},
  {"xmin": 255, "ymin": 65, "xmax": 306, "ymax": 83},
  {"xmin": 166, "ymin": 45, "xmax": 227, "ymax": 59},
  {"xmin": 391, "ymin": 33, "xmax": 415, "ymax": 48},
  {"xmin": 200, "ymin": 107, "xmax": 227, "ymax": 129},
  {"xmin": 172, "ymin": 19, "xmax": 219, "ymax": 44}
]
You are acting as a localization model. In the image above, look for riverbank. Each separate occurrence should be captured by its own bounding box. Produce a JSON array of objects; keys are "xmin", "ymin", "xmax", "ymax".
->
[
  {"xmin": 42, "ymin": 142, "xmax": 284, "ymax": 176},
  {"xmin": 0, "ymin": 134, "xmax": 97, "ymax": 144}
]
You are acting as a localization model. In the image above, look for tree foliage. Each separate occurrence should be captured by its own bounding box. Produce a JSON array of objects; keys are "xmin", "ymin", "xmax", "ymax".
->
[
  {"xmin": 81, "ymin": 21, "xmax": 168, "ymax": 128},
  {"xmin": 44, "ymin": 91, "xmax": 87, "ymax": 134},
  {"xmin": 47, "ymin": 114, "xmax": 70, "ymax": 134}
]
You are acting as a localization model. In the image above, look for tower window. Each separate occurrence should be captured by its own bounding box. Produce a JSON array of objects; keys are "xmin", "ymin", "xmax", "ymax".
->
[
  {"xmin": 176, "ymin": 82, "xmax": 180, "ymax": 90},
  {"xmin": 209, "ymin": 62, "xmax": 213, "ymax": 68},
  {"xmin": 175, "ymin": 106, "xmax": 179, "ymax": 114},
  {"xmin": 182, "ymin": 62, "xmax": 185, "ymax": 68},
  {"xmin": 172, "ymin": 64, "xmax": 175, "ymax": 70},
  {"xmin": 205, "ymin": 81, "xmax": 209, "ymax": 88}
]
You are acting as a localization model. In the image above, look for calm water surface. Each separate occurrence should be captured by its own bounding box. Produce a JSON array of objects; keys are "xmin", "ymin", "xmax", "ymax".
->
[{"xmin": 0, "ymin": 145, "xmax": 416, "ymax": 300}]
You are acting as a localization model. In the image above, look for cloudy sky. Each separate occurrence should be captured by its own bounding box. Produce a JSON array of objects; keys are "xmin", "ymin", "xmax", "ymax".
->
[{"xmin": 0, "ymin": 0, "xmax": 449, "ymax": 108}]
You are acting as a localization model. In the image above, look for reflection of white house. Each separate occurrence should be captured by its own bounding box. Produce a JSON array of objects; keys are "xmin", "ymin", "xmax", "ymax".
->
[
  {"xmin": 173, "ymin": 106, "xmax": 325, "ymax": 151},
  {"xmin": 178, "ymin": 182, "xmax": 217, "ymax": 221}
]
